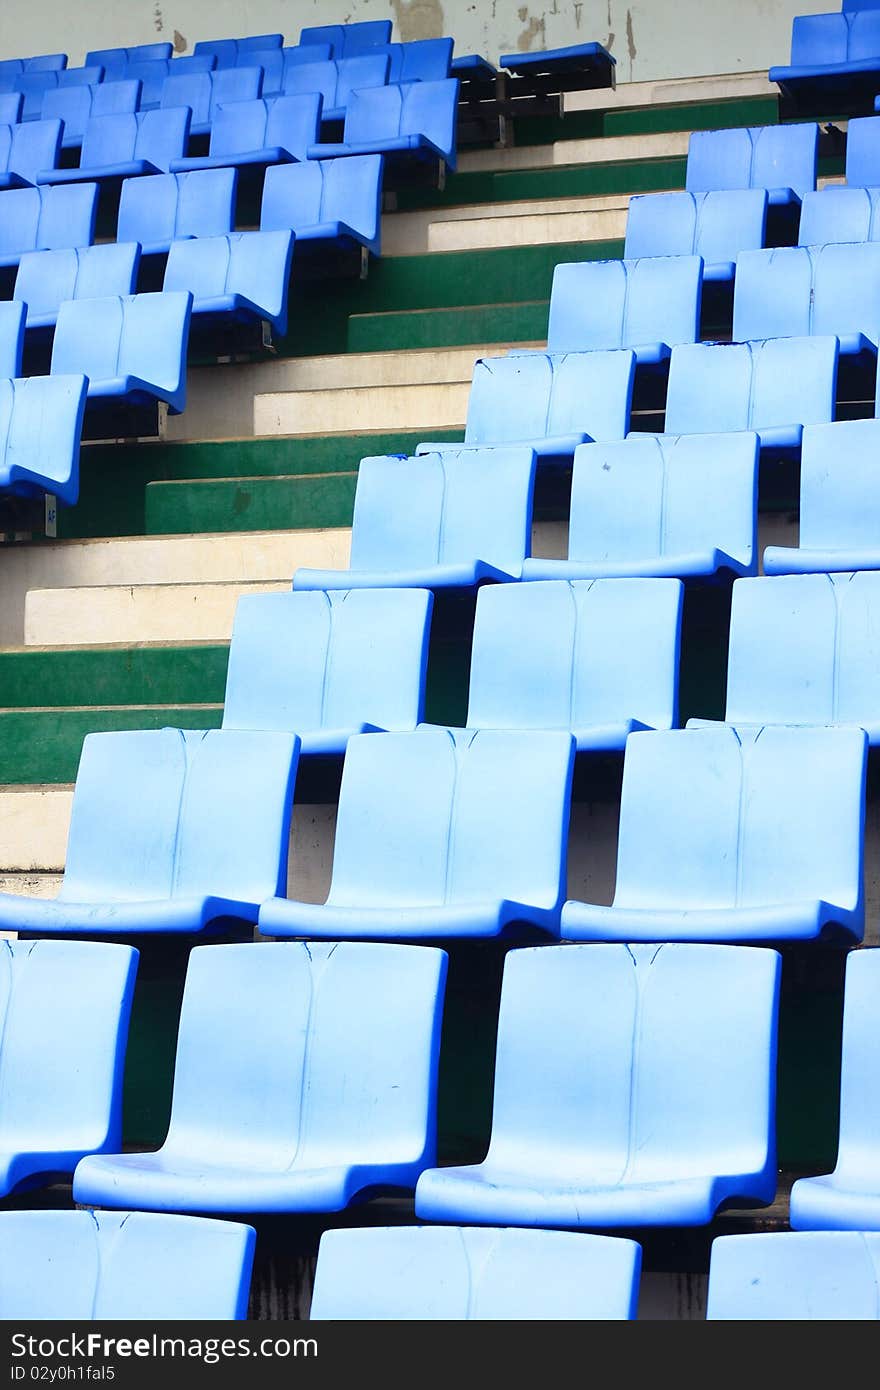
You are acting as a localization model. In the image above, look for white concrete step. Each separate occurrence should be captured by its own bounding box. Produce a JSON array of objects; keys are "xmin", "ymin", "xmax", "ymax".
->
[
  {"xmin": 382, "ymin": 192, "xmax": 630, "ymax": 255},
  {"xmin": 254, "ymin": 381, "xmax": 470, "ymax": 438},
  {"xmin": 458, "ymin": 129, "xmax": 691, "ymax": 175},
  {"xmin": 564, "ymin": 69, "xmax": 774, "ymax": 114},
  {"xmin": 24, "ymin": 582, "xmax": 291, "ymax": 646}
]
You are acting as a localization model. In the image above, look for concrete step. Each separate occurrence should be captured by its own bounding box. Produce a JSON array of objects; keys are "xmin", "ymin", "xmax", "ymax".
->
[
  {"xmin": 0, "ymin": 642, "xmax": 228, "ymax": 707},
  {"xmin": 457, "ymin": 129, "xmax": 691, "ymax": 176},
  {"xmin": 382, "ymin": 193, "xmax": 629, "ymax": 256},
  {"xmin": 563, "ymin": 70, "xmax": 775, "ymax": 114},
  {"xmin": 145, "ymin": 471, "xmax": 358, "ymax": 536},
  {"xmin": 25, "ymin": 581, "xmax": 292, "ymax": 647},
  {"xmin": 254, "ymin": 381, "xmax": 471, "ymax": 439}
]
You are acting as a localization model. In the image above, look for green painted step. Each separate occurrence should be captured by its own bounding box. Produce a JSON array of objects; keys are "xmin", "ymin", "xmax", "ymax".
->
[
  {"xmin": 0, "ymin": 644, "xmax": 228, "ymax": 709},
  {"xmin": 0, "ymin": 706, "xmax": 222, "ymax": 784},
  {"xmin": 145, "ymin": 471, "xmax": 358, "ymax": 537},
  {"xmin": 603, "ymin": 94, "xmax": 780, "ymax": 137},
  {"xmin": 347, "ymin": 301, "xmax": 549, "ymax": 353}
]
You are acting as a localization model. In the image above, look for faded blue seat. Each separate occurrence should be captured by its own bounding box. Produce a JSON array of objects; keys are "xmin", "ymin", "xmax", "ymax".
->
[
  {"xmin": 664, "ymin": 336, "xmax": 839, "ymax": 450},
  {"xmin": 466, "ymin": 579, "xmax": 682, "ymax": 751},
  {"xmin": 163, "ymin": 229, "xmax": 294, "ymax": 334},
  {"xmin": 300, "ymin": 22, "xmax": 393, "ymax": 59},
  {"xmin": 258, "ymin": 726, "xmax": 574, "ymax": 941},
  {"xmin": 125, "ymin": 55, "xmax": 216, "ymax": 112},
  {"xmin": 522, "ymin": 432, "xmax": 758, "ymax": 582},
  {"xmin": 733, "ymin": 244, "xmax": 880, "ymax": 355},
  {"xmin": 0, "ymin": 177, "xmax": 97, "ymax": 262},
  {"xmin": 283, "ymin": 55, "xmax": 390, "ymax": 122},
  {"xmin": 546, "ymin": 255, "xmax": 702, "ymax": 364},
  {"xmin": 85, "ymin": 44, "xmax": 172, "ymax": 80},
  {"xmin": 844, "ymin": 114, "xmax": 880, "ymax": 186},
  {"xmin": 376, "ymin": 39, "xmax": 454, "ymax": 85},
  {"xmin": 708, "ymin": 1232, "xmax": 880, "ymax": 1319},
  {"xmin": 765, "ymin": 418, "xmax": 880, "ymax": 574},
  {"xmin": 686, "ymin": 123, "xmax": 818, "ymax": 205},
  {"xmin": 117, "ymin": 168, "xmax": 237, "ymax": 254},
  {"xmin": 0, "ymin": 55, "xmax": 67, "ymax": 82},
  {"xmin": 170, "ymin": 94, "xmax": 322, "ymax": 173},
  {"xmin": 0, "ymin": 299, "xmax": 26, "ymax": 376},
  {"xmin": 37, "ymin": 108, "xmax": 191, "ymax": 184},
  {"xmin": 292, "ymin": 447, "xmax": 535, "ymax": 591},
  {"xmin": 625, "ymin": 190, "xmax": 767, "ymax": 282},
  {"xmin": 160, "ymin": 66, "xmax": 263, "ymax": 137},
  {"xmin": 500, "ymin": 42, "xmax": 615, "ymax": 87},
  {"xmin": 0, "ymin": 1210, "xmax": 255, "ymax": 1320},
  {"xmin": 0, "ymin": 118, "xmax": 62, "ymax": 188},
  {"xmin": 791, "ymin": 948, "xmax": 880, "ymax": 1230},
  {"xmin": 771, "ymin": 13, "xmax": 880, "ymax": 112},
  {"xmin": 0, "ymin": 94, "xmax": 21, "ymax": 126},
  {"xmin": 42, "ymin": 79, "xmax": 141, "ymax": 149},
  {"xmin": 15, "ymin": 242, "xmax": 140, "ymax": 330},
  {"xmin": 797, "ymin": 187, "xmax": 880, "ymax": 246},
  {"xmin": 73, "ymin": 940, "xmax": 447, "ymax": 1213},
  {"xmin": 309, "ymin": 79, "xmax": 460, "ymax": 172},
  {"xmin": 310, "ymin": 1227, "xmax": 641, "ymax": 1320},
  {"xmin": 0, "ymin": 727, "xmax": 298, "ymax": 937},
  {"xmin": 193, "ymin": 35, "xmax": 284, "ymax": 69},
  {"xmin": 417, "ymin": 351, "xmax": 635, "ymax": 461},
  {"xmin": 561, "ymin": 724, "xmax": 866, "ymax": 943},
  {"xmin": 50, "ymin": 291, "xmax": 192, "ymax": 414},
  {"xmin": 222, "ymin": 588, "xmax": 432, "ymax": 753},
  {"xmin": 13, "ymin": 67, "xmax": 101, "ymax": 123},
  {"xmin": 260, "ymin": 154, "xmax": 383, "ymax": 256},
  {"xmin": 0, "ymin": 939, "xmax": 137, "ymax": 1197},
  {"xmin": 415, "ymin": 942, "xmax": 781, "ymax": 1227},
  {"xmin": 0, "ymin": 375, "xmax": 88, "ymax": 506},
  {"xmin": 241, "ymin": 44, "xmax": 334, "ymax": 98}
]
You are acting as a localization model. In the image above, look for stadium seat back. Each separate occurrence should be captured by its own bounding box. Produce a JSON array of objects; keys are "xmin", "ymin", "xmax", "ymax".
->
[
  {"xmin": 547, "ymin": 255, "xmax": 702, "ymax": 355},
  {"xmin": 15, "ymin": 241, "xmax": 139, "ymax": 324},
  {"xmin": 664, "ymin": 338, "xmax": 838, "ymax": 437},
  {"xmin": 300, "ymin": 21, "xmax": 393, "ymax": 58},
  {"xmin": 118, "ymin": 167, "xmax": 237, "ymax": 251},
  {"xmin": 707, "ymin": 1231, "xmax": 880, "ymax": 1320},
  {"xmin": 0, "ymin": 300, "xmax": 25, "ymax": 377},
  {"xmin": 686, "ymin": 123, "xmax": 817, "ymax": 199},
  {"xmin": 465, "ymin": 351, "xmax": 634, "ymax": 445},
  {"xmin": 0, "ymin": 374, "xmax": 87, "ymax": 503}
]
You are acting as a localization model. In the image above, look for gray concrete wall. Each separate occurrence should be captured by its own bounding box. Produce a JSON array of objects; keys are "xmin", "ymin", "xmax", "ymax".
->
[{"xmin": 0, "ymin": 0, "xmax": 833, "ymax": 85}]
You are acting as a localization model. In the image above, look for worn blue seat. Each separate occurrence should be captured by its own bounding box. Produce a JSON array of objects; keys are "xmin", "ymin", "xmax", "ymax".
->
[
  {"xmin": 686, "ymin": 123, "xmax": 817, "ymax": 205},
  {"xmin": 163, "ymin": 229, "xmax": 294, "ymax": 334},
  {"xmin": 125, "ymin": 55, "xmax": 216, "ymax": 111},
  {"xmin": 0, "ymin": 94, "xmax": 21, "ymax": 126},
  {"xmin": 0, "ymin": 299, "xmax": 26, "ymax": 377},
  {"xmin": 664, "ymin": 336, "xmax": 838, "ymax": 450},
  {"xmin": 50, "ymin": 291, "xmax": 192, "ymax": 414},
  {"xmin": 562, "ymin": 724, "xmax": 866, "ymax": 943},
  {"xmin": 0, "ymin": 55, "xmax": 67, "ymax": 82},
  {"xmin": 259, "ymin": 726, "xmax": 574, "ymax": 941},
  {"xmin": 771, "ymin": 13, "xmax": 880, "ymax": 112},
  {"xmin": 13, "ymin": 67, "xmax": 101, "ymax": 123},
  {"xmin": 293, "ymin": 447, "xmax": 535, "ymax": 591},
  {"xmin": 0, "ymin": 118, "xmax": 61, "ymax": 188},
  {"xmin": 546, "ymin": 255, "xmax": 702, "ymax": 364},
  {"xmin": 417, "ymin": 351, "xmax": 635, "ymax": 461},
  {"xmin": 708, "ymin": 1232, "xmax": 880, "ymax": 1319},
  {"xmin": 85, "ymin": 44, "xmax": 172, "ymax": 79},
  {"xmin": 300, "ymin": 22, "xmax": 393, "ymax": 59},
  {"xmin": 223, "ymin": 588, "xmax": 432, "ymax": 753},
  {"xmin": 260, "ymin": 154, "xmax": 382, "ymax": 256},
  {"xmin": 500, "ymin": 42, "xmax": 615, "ymax": 87},
  {"xmin": 283, "ymin": 55, "xmax": 390, "ymax": 122},
  {"xmin": 734, "ymin": 244, "xmax": 880, "ymax": 356},
  {"xmin": 117, "ymin": 168, "xmax": 237, "ymax": 255},
  {"xmin": 42, "ymin": 79, "xmax": 141, "ymax": 149},
  {"xmin": 466, "ymin": 579, "xmax": 682, "ymax": 751},
  {"xmin": 522, "ymin": 432, "xmax": 758, "ymax": 582},
  {"xmin": 416, "ymin": 942, "xmax": 781, "ymax": 1227},
  {"xmin": 0, "ymin": 184, "xmax": 97, "ymax": 269},
  {"xmin": 193, "ymin": 35, "xmax": 284, "ymax": 69},
  {"xmin": 241, "ymin": 44, "xmax": 334, "ymax": 98},
  {"xmin": 797, "ymin": 187, "xmax": 880, "ymax": 246},
  {"xmin": 0, "ymin": 939, "xmax": 137, "ymax": 1197},
  {"xmin": 0, "ymin": 1210, "xmax": 255, "ymax": 1320},
  {"xmin": 765, "ymin": 419, "xmax": 880, "ymax": 574},
  {"xmin": 38, "ymin": 108, "xmax": 191, "ymax": 184},
  {"xmin": 309, "ymin": 79, "xmax": 460, "ymax": 172},
  {"xmin": 160, "ymin": 66, "xmax": 263, "ymax": 137},
  {"xmin": 0, "ymin": 727, "xmax": 298, "ymax": 936},
  {"xmin": 74, "ymin": 940, "xmax": 446, "ymax": 1213},
  {"xmin": 310, "ymin": 1227, "xmax": 641, "ymax": 1320},
  {"xmin": 844, "ymin": 114, "xmax": 880, "ymax": 186},
  {"xmin": 375, "ymin": 39, "xmax": 454, "ymax": 85},
  {"xmin": 170, "ymin": 94, "xmax": 322, "ymax": 173},
  {"xmin": 0, "ymin": 375, "xmax": 87, "ymax": 506},
  {"xmin": 625, "ymin": 190, "xmax": 767, "ymax": 282},
  {"xmin": 15, "ymin": 242, "xmax": 140, "ymax": 330}
]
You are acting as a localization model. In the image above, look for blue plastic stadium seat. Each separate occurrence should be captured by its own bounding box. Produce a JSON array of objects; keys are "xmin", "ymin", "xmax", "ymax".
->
[
  {"xmin": 310, "ymin": 1227, "xmax": 641, "ymax": 1320},
  {"xmin": 193, "ymin": 35, "xmax": 284, "ymax": 69},
  {"xmin": 0, "ymin": 118, "xmax": 62, "ymax": 188},
  {"xmin": 222, "ymin": 588, "xmax": 432, "ymax": 752},
  {"xmin": 798, "ymin": 187, "xmax": 880, "ymax": 246},
  {"xmin": 0, "ymin": 300, "xmax": 26, "ymax": 376},
  {"xmin": 845, "ymin": 114, "xmax": 880, "ymax": 185},
  {"xmin": 309, "ymin": 79, "xmax": 460, "ymax": 172},
  {"xmin": 0, "ymin": 94, "xmax": 22, "ymax": 126},
  {"xmin": 771, "ymin": 13, "xmax": 880, "ymax": 111},
  {"xmin": 292, "ymin": 447, "xmax": 535, "ymax": 591},
  {"xmin": 0, "ymin": 727, "xmax": 298, "ymax": 936},
  {"xmin": 117, "ymin": 168, "xmax": 237, "ymax": 255},
  {"xmin": 734, "ymin": 244, "xmax": 880, "ymax": 355},
  {"xmin": 0, "ymin": 375, "xmax": 88, "ymax": 506},
  {"xmin": 300, "ymin": 22, "xmax": 393, "ymax": 59},
  {"xmin": 163, "ymin": 229, "xmax": 294, "ymax": 334},
  {"xmin": 376, "ymin": 38, "xmax": 454, "ymax": 85},
  {"xmin": 13, "ymin": 66, "xmax": 100, "ymax": 123},
  {"xmin": 15, "ymin": 242, "xmax": 140, "ymax": 330},
  {"xmin": 416, "ymin": 942, "xmax": 780, "ymax": 1227},
  {"xmin": 170, "ymin": 94, "xmax": 322, "ymax": 173},
  {"xmin": 664, "ymin": 336, "xmax": 839, "ymax": 450},
  {"xmin": 283, "ymin": 55, "xmax": 390, "ymax": 122},
  {"xmin": 500, "ymin": 42, "xmax": 615, "ymax": 86},
  {"xmin": 160, "ymin": 66, "xmax": 263, "ymax": 137},
  {"xmin": 708, "ymin": 1231, "xmax": 880, "ymax": 1319},
  {"xmin": 417, "ymin": 351, "xmax": 635, "ymax": 461},
  {"xmin": 258, "ymin": 726, "xmax": 574, "ymax": 941},
  {"xmin": 686, "ymin": 123, "xmax": 818, "ymax": 205},
  {"xmin": 561, "ymin": 724, "xmax": 866, "ymax": 943},
  {"xmin": 0, "ymin": 55, "xmax": 67, "ymax": 82},
  {"xmin": 50, "ymin": 291, "xmax": 192, "ymax": 414},
  {"xmin": 42, "ymin": 80, "xmax": 141, "ymax": 149},
  {"xmin": 0, "ymin": 183, "xmax": 98, "ymax": 269},
  {"xmin": 0, "ymin": 939, "xmax": 137, "ymax": 1197},
  {"xmin": 765, "ymin": 419, "xmax": 880, "ymax": 574},
  {"xmin": 546, "ymin": 255, "xmax": 702, "ymax": 363},
  {"xmin": 466, "ymin": 579, "xmax": 682, "ymax": 751},
  {"xmin": 74, "ymin": 940, "xmax": 446, "ymax": 1213},
  {"xmin": 85, "ymin": 44, "xmax": 172, "ymax": 80},
  {"xmin": 37, "ymin": 108, "xmax": 191, "ymax": 184},
  {"xmin": 241, "ymin": 44, "xmax": 334, "ymax": 98},
  {"xmin": 260, "ymin": 154, "xmax": 382, "ymax": 256},
  {"xmin": 625, "ymin": 190, "xmax": 767, "ymax": 282},
  {"xmin": 791, "ymin": 948, "xmax": 880, "ymax": 1230},
  {"xmin": 126, "ymin": 55, "xmax": 217, "ymax": 111},
  {"xmin": 522, "ymin": 432, "xmax": 758, "ymax": 582}
]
